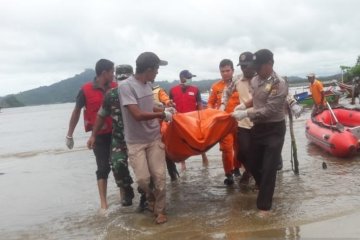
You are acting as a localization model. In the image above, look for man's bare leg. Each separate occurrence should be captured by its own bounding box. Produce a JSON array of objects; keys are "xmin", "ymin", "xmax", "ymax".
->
[
  {"xmin": 180, "ymin": 161, "xmax": 186, "ymax": 172},
  {"xmin": 97, "ymin": 179, "xmax": 108, "ymax": 210},
  {"xmin": 201, "ymin": 153, "xmax": 209, "ymax": 167}
]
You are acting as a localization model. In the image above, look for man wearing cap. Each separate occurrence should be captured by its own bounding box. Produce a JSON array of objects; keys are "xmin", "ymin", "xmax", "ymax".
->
[
  {"xmin": 118, "ymin": 52, "xmax": 171, "ymax": 224},
  {"xmin": 65, "ymin": 59, "xmax": 117, "ymax": 211},
  {"xmin": 169, "ymin": 70, "xmax": 209, "ymax": 171},
  {"xmin": 307, "ymin": 73, "xmax": 325, "ymax": 116},
  {"xmin": 207, "ymin": 59, "xmax": 241, "ymax": 185},
  {"xmin": 169, "ymin": 70, "xmax": 201, "ymax": 113},
  {"xmin": 221, "ymin": 52, "xmax": 256, "ymax": 185},
  {"xmin": 232, "ymin": 49, "xmax": 288, "ymax": 215},
  {"xmin": 87, "ymin": 64, "xmax": 135, "ymax": 208}
]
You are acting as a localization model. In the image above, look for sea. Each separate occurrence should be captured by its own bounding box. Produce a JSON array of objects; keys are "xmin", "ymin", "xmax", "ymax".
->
[{"xmin": 1, "ymin": 100, "xmax": 360, "ymax": 239}]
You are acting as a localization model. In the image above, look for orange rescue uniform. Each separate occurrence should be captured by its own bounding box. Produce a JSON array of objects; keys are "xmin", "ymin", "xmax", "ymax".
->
[
  {"xmin": 208, "ymin": 79, "xmax": 240, "ymax": 175},
  {"xmin": 153, "ymin": 86, "xmax": 172, "ymax": 106},
  {"xmin": 309, "ymin": 80, "xmax": 325, "ymax": 105}
]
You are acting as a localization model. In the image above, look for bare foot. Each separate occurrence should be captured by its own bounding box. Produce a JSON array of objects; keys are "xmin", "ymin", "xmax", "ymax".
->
[
  {"xmin": 98, "ymin": 208, "xmax": 109, "ymax": 216},
  {"xmin": 155, "ymin": 213, "xmax": 167, "ymax": 224},
  {"xmin": 201, "ymin": 153, "xmax": 209, "ymax": 167},
  {"xmin": 180, "ymin": 161, "xmax": 186, "ymax": 172},
  {"xmin": 100, "ymin": 202, "xmax": 108, "ymax": 210}
]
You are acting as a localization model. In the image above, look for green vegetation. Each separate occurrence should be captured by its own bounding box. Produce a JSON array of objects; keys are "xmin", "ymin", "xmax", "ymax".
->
[
  {"xmin": 14, "ymin": 69, "xmax": 95, "ymax": 106},
  {"xmin": 340, "ymin": 55, "xmax": 360, "ymax": 83},
  {"xmin": 0, "ymin": 94, "xmax": 25, "ymax": 108}
]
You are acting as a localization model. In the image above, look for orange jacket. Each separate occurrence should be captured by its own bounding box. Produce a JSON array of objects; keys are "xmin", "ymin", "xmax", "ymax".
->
[
  {"xmin": 309, "ymin": 80, "xmax": 325, "ymax": 105},
  {"xmin": 158, "ymin": 88, "xmax": 171, "ymax": 106},
  {"xmin": 153, "ymin": 86, "xmax": 171, "ymax": 106},
  {"xmin": 208, "ymin": 80, "xmax": 240, "ymax": 113}
]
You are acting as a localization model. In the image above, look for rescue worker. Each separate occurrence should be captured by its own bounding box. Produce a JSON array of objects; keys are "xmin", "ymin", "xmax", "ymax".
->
[
  {"xmin": 232, "ymin": 49, "xmax": 288, "ymax": 216},
  {"xmin": 207, "ymin": 59, "xmax": 241, "ymax": 185},
  {"xmin": 307, "ymin": 73, "xmax": 325, "ymax": 116},
  {"xmin": 169, "ymin": 70, "xmax": 209, "ymax": 171},
  {"xmin": 221, "ymin": 52, "xmax": 256, "ymax": 185},
  {"xmin": 87, "ymin": 64, "xmax": 135, "ymax": 207},
  {"xmin": 65, "ymin": 59, "xmax": 117, "ymax": 211}
]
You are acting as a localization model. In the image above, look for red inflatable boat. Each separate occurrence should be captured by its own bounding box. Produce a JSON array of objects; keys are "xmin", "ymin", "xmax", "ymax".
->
[{"xmin": 305, "ymin": 107, "xmax": 360, "ymax": 157}]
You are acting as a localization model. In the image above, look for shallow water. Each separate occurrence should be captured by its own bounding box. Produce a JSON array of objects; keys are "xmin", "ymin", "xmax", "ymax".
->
[{"xmin": 1, "ymin": 101, "xmax": 360, "ymax": 239}]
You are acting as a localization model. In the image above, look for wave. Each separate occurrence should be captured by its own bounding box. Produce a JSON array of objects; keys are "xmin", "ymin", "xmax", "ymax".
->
[{"xmin": 0, "ymin": 147, "xmax": 88, "ymax": 159}]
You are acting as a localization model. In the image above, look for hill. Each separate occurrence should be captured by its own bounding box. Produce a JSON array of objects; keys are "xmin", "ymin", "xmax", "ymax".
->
[
  {"xmin": 0, "ymin": 94, "xmax": 25, "ymax": 108},
  {"xmin": 10, "ymin": 69, "xmax": 95, "ymax": 106},
  {"xmin": 0, "ymin": 71, "xmax": 342, "ymax": 108}
]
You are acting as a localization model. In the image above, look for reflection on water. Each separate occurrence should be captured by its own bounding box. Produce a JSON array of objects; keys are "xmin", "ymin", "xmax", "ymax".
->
[{"xmin": 1, "ymin": 102, "xmax": 360, "ymax": 239}]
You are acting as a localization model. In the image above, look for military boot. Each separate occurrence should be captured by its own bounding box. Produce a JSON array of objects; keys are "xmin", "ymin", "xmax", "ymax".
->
[
  {"xmin": 137, "ymin": 192, "xmax": 147, "ymax": 212},
  {"xmin": 120, "ymin": 186, "xmax": 134, "ymax": 207}
]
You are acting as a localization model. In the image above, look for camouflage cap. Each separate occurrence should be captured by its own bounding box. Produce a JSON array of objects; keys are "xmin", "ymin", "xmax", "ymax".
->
[{"xmin": 116, "ymin": 64, "xmax": 133, "ymax": 80}]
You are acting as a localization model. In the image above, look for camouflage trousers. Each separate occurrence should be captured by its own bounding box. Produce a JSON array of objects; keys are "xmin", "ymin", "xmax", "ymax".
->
[{"xmin": 110, "ymin": 139, "xmax": 133, "ymax": 188}]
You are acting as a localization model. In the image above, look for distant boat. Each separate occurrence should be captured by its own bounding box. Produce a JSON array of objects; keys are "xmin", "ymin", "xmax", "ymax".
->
[
  {"xmin": 294, "ymin": 88, "xmax": 340, "ymax": 107},
  {"xmin": 337, "ymin": 82, "xmax": 353, "ymax": 97},
  {"xmin": 337, "ymin": 82, "xmax": 352, "ymax": 92},
  {"xmin": 200, "ymin": 92, "xmax": 209, "ymax": 107}
]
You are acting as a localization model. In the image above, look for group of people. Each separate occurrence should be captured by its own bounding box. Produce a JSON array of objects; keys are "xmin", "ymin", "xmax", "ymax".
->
[{"xmin": 65, "ymin": 49, "xmax": 305, "ymax": 223}]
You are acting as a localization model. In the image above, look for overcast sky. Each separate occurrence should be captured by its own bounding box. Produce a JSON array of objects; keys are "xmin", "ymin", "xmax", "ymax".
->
[{"xmin": 1, "ymin": 0, "xmax": 359, "ymax": 96}]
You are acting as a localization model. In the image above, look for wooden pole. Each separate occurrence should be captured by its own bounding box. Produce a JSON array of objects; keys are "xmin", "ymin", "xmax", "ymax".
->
[{"xmin": 288, "ymin": 106, "xmax": 299, "ymax": 174}]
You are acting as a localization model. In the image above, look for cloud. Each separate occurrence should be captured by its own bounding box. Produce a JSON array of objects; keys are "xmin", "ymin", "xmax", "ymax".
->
[{"xmin": 1, "ymin": 0, "xmax": 360, "ymax": 96}]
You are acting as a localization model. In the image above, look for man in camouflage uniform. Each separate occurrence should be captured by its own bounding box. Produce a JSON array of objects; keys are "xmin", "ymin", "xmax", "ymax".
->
[{"xmin": 87, "ymin": 64, "xmax": 135, "ymax": 206}]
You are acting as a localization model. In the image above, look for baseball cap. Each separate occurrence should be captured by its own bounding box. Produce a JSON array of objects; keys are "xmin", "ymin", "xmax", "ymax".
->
[
  {"xmin": 307, "ymin": 73, "xmax": 316, "ymax": 78},
  {"xmin": 179, "ymin": 70, "xmax": 196, "ymax": 79},
  {"xmin": 253, "ymin": 49, "xmax": 274, "ymax": 66},
  {"xmin": 136, "ymin": 52, "xmax": 168, "ymax": 70},
  {"xmin": 237, "ymin": 52, "xmax": 254, "ymax": 66},
  {"xmin": 116, "ymin": 64, "xmax": 133, "ymax": 80}
]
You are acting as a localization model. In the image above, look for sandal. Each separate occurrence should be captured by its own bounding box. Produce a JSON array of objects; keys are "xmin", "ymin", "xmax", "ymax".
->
[{"xmin": 155, "ymin": 213, "xmax": 167, "ymax": 224}]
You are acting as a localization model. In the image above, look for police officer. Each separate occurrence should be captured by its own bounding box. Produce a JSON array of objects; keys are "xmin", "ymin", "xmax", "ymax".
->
[{"xmin": 232, "ymin": 49, "xmax": 288, "ymax": 215}]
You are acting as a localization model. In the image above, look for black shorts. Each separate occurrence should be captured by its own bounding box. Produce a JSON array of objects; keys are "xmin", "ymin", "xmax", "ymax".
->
[{"xmin": 93, "ymin": 133, "xmax": 111, "ymax": 180}]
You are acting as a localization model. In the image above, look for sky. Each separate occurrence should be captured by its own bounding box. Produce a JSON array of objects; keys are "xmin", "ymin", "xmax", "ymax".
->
[{"xmin": 1, "ymin": 0, "xmax": 359, "ymax": 96}]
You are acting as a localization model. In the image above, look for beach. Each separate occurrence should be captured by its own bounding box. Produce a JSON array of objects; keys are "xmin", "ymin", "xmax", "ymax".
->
[{"xmin": 1, "ymin": 102, "xmax": 360, "ymax": 239}]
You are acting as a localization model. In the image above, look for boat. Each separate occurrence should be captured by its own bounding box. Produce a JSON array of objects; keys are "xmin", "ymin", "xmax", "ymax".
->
[
  {"xmin": 161, "ymin": 108, "xmax": 237, "ymax": 162},
  {"xmin": 337, "ymin": 82, "xmax": 352, "ymax": 92},
  {"xmin": 305, "ymin": 106, "xmax": 360, "ymax": 157},
  {"xmin": 294, "ymin": 88, "xmax": 340, "ymax": 107},
  {"xmin": 200, "ymin": 92, "xmax": 209, "ymax": 107},
  {"xmin": 336, "ymin": 82, "xmax": 353, "ymax": 97}
]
